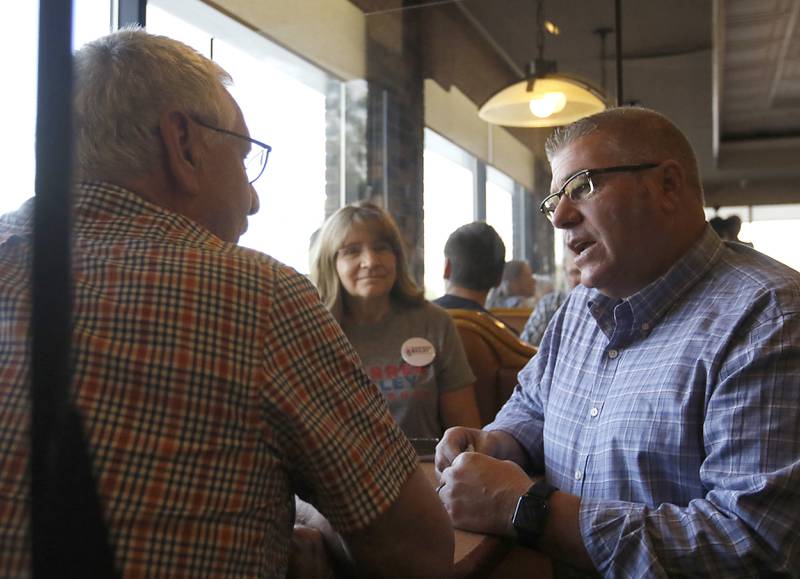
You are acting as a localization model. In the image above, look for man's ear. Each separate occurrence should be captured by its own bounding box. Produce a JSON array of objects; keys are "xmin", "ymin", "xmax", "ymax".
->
[
  {"xmin": 656, "ymin": 160, "xmax": 685, "ymax": 213},
  {"xmin": 443, "ymin": 258, "xmax": 452, "ymax": 280},
  {"xmin": 159, "ymin": 110, "xmax": 202, "ymax": 196}
]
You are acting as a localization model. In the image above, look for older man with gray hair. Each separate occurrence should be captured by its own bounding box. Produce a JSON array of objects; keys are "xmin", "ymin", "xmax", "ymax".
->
[
  {"xmin": 436, "ymin": 107, "xmax": 800, "ymax": 577},
  {"xmin": 0, "ymin": 28, "xmax": 452, "ymax": 577}
]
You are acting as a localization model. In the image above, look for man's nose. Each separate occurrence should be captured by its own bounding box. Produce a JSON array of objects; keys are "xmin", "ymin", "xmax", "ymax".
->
[
  {"xmin": 249, "ymin": 185, "xmax": 260, "ymax": 216},
  {"xmin": 551, "ymin": 194, "xmax": 582, "ymax": 229}
]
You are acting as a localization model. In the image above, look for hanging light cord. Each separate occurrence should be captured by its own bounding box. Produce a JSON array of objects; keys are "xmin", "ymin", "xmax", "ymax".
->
[
  {"xmin": 527, "ymin": 0, "xmax": 555, "ymax": 89},
  {"xmin": 536, "ymin": 0, "xmax": 545, "ymax": 61}
]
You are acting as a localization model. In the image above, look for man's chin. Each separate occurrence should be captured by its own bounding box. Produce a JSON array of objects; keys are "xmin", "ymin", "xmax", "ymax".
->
[
  {"xmin": 575, "ymin": 267, "xmax": 603, "ymax": 293},
  {"xmin": 234, "ymin": 223, "xmax": 248, "ymax": 244}
]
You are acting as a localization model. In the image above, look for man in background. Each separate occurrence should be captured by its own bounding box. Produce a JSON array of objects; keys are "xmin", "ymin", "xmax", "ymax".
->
[
  {"xmin": 433, "ymin": 222, "xmax": 506, "ymax": 317},
  {"xmin": 485, "ymin": 260, "xmax": 538, "ymax": 309},
  {"xmin": 519, "ymin": 251, "xmax": 580, "ymax": 345},
  {"xmin": 436, "ymin": 107, "xmax": 800, "ymax": 576},
  {"xmin": 710, "ymin": 214, "xmax": 754, "ymax": 247},
  {"xmin": 0, "ymin": 29, "xmax": 452, "ymax": 577}
]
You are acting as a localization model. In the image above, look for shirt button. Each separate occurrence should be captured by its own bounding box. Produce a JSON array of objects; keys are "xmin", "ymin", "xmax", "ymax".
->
[
  {"xmin": 574, "ymin": 470, "xmax": 583, "ymax": 480},
  {"xmin": 641, "ymin": 322, "xmax": 650, "ymax": 331},
  {"xmin": 608, "ymin": 349, "xmax": 618, "ymax": 359},
  {"xmin": 590, "ymin": 407, "xmax": 599, "ymax": 417}
]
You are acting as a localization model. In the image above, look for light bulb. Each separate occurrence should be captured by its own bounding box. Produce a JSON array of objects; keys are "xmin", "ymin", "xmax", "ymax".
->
[{"xmin": 528, "ymin": 91, "xmax": 568, "ymax": 118}]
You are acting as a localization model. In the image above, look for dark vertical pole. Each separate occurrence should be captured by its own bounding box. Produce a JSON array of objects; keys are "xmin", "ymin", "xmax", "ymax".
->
[
  {"xmin": 32, "ymin": 1, "xmax": 116, "ymax": 576},
  {"xmin": 615, "ymin": 0, "xmax": 623, "ymax": 106},
  {"xmin": 32, "ymin": 3, "xmax": 76, "ymax": 575},
  {"xmin": 514, "ymin": 183, "xmax": 526, "ymax": 261},
  {"xmin": 118, "ymin": 0, "xmax": 146, "ymax": 27},
  {"xmin": 381, "ymin": 89, "xmax": 390, "ymax": 208},
  {"xmin": 474, "ymin": 162, "xmax": 487, "ymax": 221}
]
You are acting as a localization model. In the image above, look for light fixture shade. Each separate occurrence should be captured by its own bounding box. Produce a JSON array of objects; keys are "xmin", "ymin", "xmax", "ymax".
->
[{"xmin": 479, "ymin": 76, "xmax": 607, "ymax": 128}]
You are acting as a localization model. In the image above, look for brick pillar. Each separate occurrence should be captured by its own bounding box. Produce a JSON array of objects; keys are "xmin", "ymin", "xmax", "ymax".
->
[
  {"xmin": 529, "ymin": 156, "xmax": 555, "ymax": 275},
  {"xmin": 363, "ymin": 5, "xmax": 426, "ymax": 286}
]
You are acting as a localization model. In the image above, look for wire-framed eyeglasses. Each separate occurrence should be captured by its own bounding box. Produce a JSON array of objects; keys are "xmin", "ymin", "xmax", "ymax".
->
[
  {"xmin": 539, "ymin": 163, "xmax": 660, "ymax": 222},
  {"xmin": 192, "ymin": 117, "xmax": 272, "ymax": 185}
]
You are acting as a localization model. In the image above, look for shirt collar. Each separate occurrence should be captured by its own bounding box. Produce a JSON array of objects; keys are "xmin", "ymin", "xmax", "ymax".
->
[
  {"xmin": 73, "ymin": 181, "xmax": 222, "ymax": 247},
  {"xmin": 588, "ymin": 226, "xmax": 724, "ymax": 340}
]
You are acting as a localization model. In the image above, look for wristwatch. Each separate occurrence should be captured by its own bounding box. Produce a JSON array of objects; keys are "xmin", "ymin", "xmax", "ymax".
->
[{"xmin": 511, "ymin": 480, "xmax": 558, "ymax": 548}]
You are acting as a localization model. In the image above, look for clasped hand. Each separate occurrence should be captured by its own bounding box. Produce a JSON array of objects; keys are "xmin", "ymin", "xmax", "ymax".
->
[{"xmin": 434, "ymin": 427, "xmax": 534, "ymax": 537}]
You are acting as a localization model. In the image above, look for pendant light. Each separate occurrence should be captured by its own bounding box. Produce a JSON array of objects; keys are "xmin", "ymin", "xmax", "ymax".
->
[{"xmin": 478, "ymin": 0, "xmax": 608, "ymax": 128}]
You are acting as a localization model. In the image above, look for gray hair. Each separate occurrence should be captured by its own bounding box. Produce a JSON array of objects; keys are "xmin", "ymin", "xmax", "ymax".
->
[
  {"xmin": 545, "ymin": 107, "xmax": 703, "ymax": 199},
  {"xmin": 500, "ymin": 260, "xmax": 529, "ymax": 283},
  {"xmin": 486, "ymin": 260, "xmax": 531, "ymax": 307},
  {"xmin": 72, "ymin": 27, "xmax": 233, "ymax": 181}
]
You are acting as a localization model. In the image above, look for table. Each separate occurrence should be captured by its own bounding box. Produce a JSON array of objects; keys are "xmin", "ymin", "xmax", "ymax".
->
[{"xmin": 421, "ymin": 463, "xmax": 553, "ymax": 578}]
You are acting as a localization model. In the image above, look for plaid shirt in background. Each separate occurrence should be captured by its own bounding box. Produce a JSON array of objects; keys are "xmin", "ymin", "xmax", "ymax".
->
[
  {"xmin": 489, "ymin": 227, "xmax": 800, "ymax": 577},
  {"xmin": 0, "ymin": 182, "xmax": 417, "ymax": 577},
  {"xmin": 519, "ymin": 289, "xmax": 569, "ymax": 346}
]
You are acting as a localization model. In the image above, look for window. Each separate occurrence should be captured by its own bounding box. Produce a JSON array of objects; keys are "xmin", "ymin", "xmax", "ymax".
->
[
  {"xmin": 422, "ymin": 130, "xmax": 530, "ymax": 296},
  {"xmin": 9, "ymin": 0, "xmax": 337, "ymax": 274},
  {"xmin": 423, "ymin": 129, "xmax": 476, "ymax": 298},
  {"xmin": 3, "ymin": 1, "xmax": 113, "ymax": 216},
  {"xmin": 147, "ymin": 0, "xmax": 336, "ymax": 273},
  {"xmin": 707, "ymin": 204, "xmax": 800, "ymax": 272},
  {"xmin": 72, "ymin": 0, "xmax": 113, "ymax": 51},
  {"xmin": 3, "ymin": 1, "xmax": 38, "ymax": 215},
  {"xmin": 213, "ymin": 39, "xmax": 327, "ymax": 274},
  {"xmin": 485, "ymin": 166, "xmax": 515, "ymax": 260}
]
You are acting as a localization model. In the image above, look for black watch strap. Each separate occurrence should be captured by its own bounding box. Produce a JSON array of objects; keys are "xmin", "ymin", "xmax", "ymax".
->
[{"xmin": 512, "ymin": 480, "xmax": 558, "ymax": 549}]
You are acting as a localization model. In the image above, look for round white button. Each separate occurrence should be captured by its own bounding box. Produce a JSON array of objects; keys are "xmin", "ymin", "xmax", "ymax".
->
[
  {"xmin": 574, "ymin": 470, "xmax": 583, "ymax": 480},
  {"xmin": 590, "ymin": 407, "xmax": 599, "ymax": 417},
  {"xmin": 608, "ymin": 349, "xmax": 618, "ymax": 359},
  {"xmin": 401, "ymin": 337, "xmax": 436, "ymax": 367}
]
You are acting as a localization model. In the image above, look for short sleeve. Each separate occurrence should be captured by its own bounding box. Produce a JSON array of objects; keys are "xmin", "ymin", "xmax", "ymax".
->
[{"xmin": 258, "ymin": 266, "xmax": 418, "ymax": 533}]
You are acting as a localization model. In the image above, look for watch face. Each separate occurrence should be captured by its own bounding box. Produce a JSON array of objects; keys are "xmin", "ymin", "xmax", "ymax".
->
[
  {"xmin": 513, "ymin": 482, "xmax": 557, "ymax": 548},
  {"xmin": 513, "ymin": 494, "xmax": 548, "ymax": 536}
]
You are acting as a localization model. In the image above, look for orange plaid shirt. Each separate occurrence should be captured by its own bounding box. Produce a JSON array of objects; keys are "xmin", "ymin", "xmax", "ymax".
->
[{"xmin": 0, "ymin": 182, "xmax": 417, "ymax": 577}]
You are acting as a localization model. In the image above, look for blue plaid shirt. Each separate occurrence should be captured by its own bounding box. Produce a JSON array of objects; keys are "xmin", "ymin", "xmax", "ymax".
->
[{"xmin": 488, "ymin": 226, "xmax": 800, "ymax": 577}]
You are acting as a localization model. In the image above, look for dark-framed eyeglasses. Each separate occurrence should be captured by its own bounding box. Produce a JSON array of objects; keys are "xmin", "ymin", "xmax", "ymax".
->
[
  {"xmin": 336, "ymin": 240, "xmax": 394, "ymax": 261},
  {"xmin": 192, "ymin": 117, "xmax": 272, "ymax": 184},
  {"xmin": 539, "ymin": 163, "xmax": 660, "ymax": 222}
]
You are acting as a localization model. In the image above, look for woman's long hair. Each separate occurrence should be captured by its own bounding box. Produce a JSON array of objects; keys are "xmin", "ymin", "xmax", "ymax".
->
[{"xmin": 310, "ymin": 202, "xmax": 424, "ymax": 321}]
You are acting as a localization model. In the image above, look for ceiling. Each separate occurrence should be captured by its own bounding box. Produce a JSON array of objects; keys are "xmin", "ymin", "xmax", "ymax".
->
[
  {"xmin": 721, "ymin": 0, "xmax": 800, "ymax": 139},
  {"xmin": 363, "ymin": 0, "xmax": 800, "ymax": 206}
]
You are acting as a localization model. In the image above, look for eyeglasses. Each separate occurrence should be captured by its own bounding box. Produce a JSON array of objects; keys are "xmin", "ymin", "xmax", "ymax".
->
[
  {"xmin": 192, "ymin": 117, "xmax": 272, "ymax": 184},
  {"xmin": 337, "ymin": 241, "xmax": 394, "ymax": 261},
  {"xmin": 539, "ymin": 163, "xmax": 660, "ymax": 222}
]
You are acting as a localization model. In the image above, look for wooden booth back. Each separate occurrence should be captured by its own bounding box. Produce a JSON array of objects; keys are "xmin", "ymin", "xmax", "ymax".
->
[
  {"xmin": 488, "ymin": 308, "xmax": 532, "ymax": 334},
  {"xmin": 447, "ymin": 310, "xmax": 537, "ymax": 425}
]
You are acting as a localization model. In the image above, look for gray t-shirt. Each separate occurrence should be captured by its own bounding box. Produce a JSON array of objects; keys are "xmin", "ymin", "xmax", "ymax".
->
[{"xmin": 341, "ymin": 301, "xmax": 475, "ymax": 439}]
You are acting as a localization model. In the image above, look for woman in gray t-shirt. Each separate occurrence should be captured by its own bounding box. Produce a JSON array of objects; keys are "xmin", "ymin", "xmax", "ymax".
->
[{"xmin": 310, "ymin": 202, "xmax": 480, "ymax": 439}]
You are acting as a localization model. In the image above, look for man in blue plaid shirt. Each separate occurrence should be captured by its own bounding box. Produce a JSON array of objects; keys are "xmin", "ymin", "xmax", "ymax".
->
[{"xmin": 436, "ymin": 107, "xmax": 800, "ymax": 577}]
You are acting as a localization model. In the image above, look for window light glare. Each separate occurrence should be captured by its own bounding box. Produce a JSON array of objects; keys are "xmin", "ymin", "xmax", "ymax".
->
[{"xmin": 528, "ymin": 91, "xmax": 567, "ymax": 118}]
